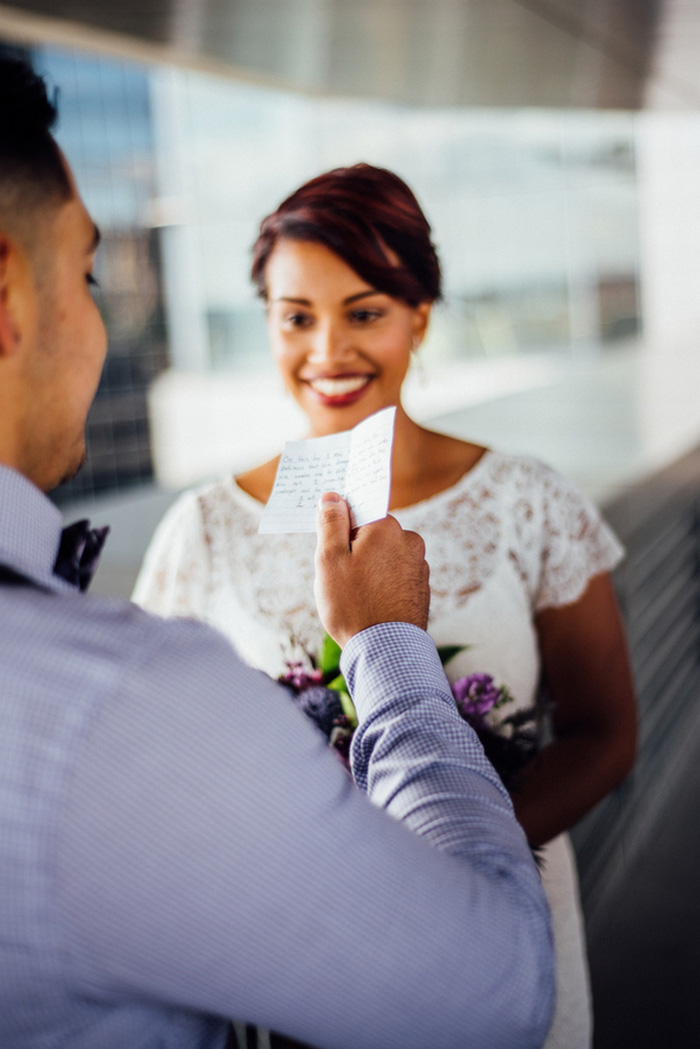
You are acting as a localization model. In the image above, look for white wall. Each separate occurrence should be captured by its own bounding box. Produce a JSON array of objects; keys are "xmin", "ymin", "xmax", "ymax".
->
[{"xmin": 636, "ymin": 114, "xmax": 700, "ymax": 468}]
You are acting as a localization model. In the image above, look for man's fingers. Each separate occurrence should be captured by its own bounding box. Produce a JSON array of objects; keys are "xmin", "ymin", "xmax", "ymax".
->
[
  {"xmin": 404, "ymin": 527, "xmax": 427, "ymax": 559},
  {"xmin": 315, "ymin": 504, "xmax": 432, "ymax": 643},
  {"xmin": 353, "ymin": 517, "xmax": 425, "ymax": 557},
  {"xmin": 316, "ymin": 492, "xmax": 352, "ymax": 557}
]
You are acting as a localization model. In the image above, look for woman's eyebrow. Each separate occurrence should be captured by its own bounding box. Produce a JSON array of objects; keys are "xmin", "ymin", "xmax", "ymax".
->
[
  {"xmin": 272, "ymin": 289, "xmax": 380, "ymax": 306},
  {"xmin": 344, "ymin": 290, "xmax": 381, "ymax": 305}
]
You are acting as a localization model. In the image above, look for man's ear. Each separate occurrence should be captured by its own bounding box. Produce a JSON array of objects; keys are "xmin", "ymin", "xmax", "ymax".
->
[{"xmin": 0, "ymin": 235, "xmax": 32, "ymax": 359}]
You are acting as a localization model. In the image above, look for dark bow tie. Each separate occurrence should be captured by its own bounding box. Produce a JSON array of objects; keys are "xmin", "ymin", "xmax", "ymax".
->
[{"xmin": 53, "ymin": 519, "xmax": 110, "ymax": 592}]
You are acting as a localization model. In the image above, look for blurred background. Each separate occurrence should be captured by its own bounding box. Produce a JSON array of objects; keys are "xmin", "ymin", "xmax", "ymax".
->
[{"xmin": 1, "ymin": 1, "xmax": 700, "ymax": 1045}]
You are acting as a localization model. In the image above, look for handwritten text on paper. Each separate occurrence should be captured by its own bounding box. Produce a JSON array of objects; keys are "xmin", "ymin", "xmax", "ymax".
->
[{"xmin": 258, "ymin": 407, "xmax": 396, "ymax": 534}]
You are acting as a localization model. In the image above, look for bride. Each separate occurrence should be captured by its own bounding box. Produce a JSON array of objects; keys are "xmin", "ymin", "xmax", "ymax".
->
[{"xmin": 134, "ymin": 163, "xmax": 637, "ymax": 1049}]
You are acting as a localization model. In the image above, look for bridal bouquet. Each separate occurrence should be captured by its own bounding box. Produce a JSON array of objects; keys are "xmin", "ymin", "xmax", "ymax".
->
[
  {"xmin": 279, "ymin": 633, "xmax": 357, "ymax": 768},
  {"xmin": 279, "ymin": 634, "xmax": 542, "ymax": 792}
]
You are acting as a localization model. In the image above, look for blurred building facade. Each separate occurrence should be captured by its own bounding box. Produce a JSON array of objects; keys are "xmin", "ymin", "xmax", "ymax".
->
[
  {"xmin": 10, "ymin": 39, "xmax": 645, "ymax": 501},
  {"xmin": 28, "ymin": 46, "xmax": 170, "ymax": 503}
]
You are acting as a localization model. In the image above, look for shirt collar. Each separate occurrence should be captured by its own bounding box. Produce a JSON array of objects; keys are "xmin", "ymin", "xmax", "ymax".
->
[{"xmin": 0, "ymin": 465, "xmax": 73, "ymax": 593}]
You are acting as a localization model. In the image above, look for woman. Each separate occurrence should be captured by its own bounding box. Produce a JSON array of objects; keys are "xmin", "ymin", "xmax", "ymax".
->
[{"xmin": 134, "ymin": 164, "xmax": 637, "ymax": 1049}]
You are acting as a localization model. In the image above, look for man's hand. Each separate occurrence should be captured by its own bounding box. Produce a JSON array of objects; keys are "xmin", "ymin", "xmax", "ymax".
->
[{"xmin": 314, "ymin": 492, "xmax": 430, "ymax": 648}]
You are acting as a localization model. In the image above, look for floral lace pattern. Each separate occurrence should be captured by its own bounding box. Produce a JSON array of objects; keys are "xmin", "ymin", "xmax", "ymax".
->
[
  {"xmin": 394, "ymin": 453, "xmax": 623, "ymax": 619},
  {"xmin": 134, "ymin": 451, "xmax": 622, "ymax": 682}
]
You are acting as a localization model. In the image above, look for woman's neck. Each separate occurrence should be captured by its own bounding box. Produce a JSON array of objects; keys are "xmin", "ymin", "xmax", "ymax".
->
[
  {"xmin": 388, "ymin": 406, "xmax": 485, "ymax": 511},
  {"xmin": 390, "ymin": 406, "xmax": 433, "ymax": 481},
  {"xmin": 236, "ymin": 404, "xmax": 486, "ymax": 510}
]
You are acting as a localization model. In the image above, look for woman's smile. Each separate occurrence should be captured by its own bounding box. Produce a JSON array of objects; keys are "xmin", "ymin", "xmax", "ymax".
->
[{"xmin": 303, "ymin": 373, "xmax": 374, "ymax": 405}]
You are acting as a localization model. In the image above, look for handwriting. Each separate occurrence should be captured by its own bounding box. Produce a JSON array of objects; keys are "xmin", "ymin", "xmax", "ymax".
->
[{"xmin": 258, "ymin": 407, "xmax": 396, "ymax": 534}]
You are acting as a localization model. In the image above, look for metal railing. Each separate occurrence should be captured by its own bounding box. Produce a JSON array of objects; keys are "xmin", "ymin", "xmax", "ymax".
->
[{"xmin": 572, "ymin": 445, "xmax": 700, "ymax": 931}]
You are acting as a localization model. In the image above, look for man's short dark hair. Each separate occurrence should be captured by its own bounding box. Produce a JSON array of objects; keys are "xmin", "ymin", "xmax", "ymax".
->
[{"xmin": 0, "ymin": 48, "xmax": 71, "ymax": 246}]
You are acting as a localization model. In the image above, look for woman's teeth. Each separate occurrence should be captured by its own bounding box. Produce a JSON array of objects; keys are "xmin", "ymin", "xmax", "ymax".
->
[{"xmin": 308, "ymin": 376, "xmax": 370, "ymax": 396}]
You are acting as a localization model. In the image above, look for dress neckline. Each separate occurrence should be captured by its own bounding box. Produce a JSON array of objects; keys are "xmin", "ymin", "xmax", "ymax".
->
[{"xmin": 230, "ymin": 448, "xmax": 495, "ymax": 519}]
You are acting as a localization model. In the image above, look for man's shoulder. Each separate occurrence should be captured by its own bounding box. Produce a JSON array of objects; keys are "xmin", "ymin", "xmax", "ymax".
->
[{"xmin": 1, "ymin": 584, "xmax": 229, "ymax": 688}]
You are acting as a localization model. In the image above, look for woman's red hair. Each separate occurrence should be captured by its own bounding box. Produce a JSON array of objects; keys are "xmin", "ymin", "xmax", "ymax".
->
[{"xmin": 251, "ymin": 163, "xmax": 442, "ymax": 306}]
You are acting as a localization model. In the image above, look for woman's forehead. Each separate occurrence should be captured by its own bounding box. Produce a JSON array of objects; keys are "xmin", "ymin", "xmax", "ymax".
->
[{"xmin": 265, "ymin": 239, "xmax": 374, "ymax": 299}]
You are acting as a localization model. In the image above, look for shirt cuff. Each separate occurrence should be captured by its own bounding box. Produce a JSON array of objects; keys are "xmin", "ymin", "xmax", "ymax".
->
[{"xmin": 340, "ymin": 621, "xmax": 452, "ymax": 721}]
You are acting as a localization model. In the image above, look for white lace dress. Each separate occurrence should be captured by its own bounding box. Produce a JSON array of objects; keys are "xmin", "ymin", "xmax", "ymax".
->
[{"xmin": 133, "ymin": 450, "xmax": 624, "ymax": 1049}]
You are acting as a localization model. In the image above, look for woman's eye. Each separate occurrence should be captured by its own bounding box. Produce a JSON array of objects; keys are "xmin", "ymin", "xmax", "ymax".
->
[
  {"xmin": 283, "ymin": 312, "xmax": 312, "ymax": 328},
  {"xmin": 350, "ymin": 308, "xmax": 382, "ymax": 323},
  {"xmin": 86, "ymin": 273, "xmax": 100, "ymax": 289}
]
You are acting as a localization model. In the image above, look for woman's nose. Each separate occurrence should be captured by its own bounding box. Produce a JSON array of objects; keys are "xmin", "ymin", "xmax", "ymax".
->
[{"xmin": 307, "ymin": 324, "xmax": 351, "ymax": 364}]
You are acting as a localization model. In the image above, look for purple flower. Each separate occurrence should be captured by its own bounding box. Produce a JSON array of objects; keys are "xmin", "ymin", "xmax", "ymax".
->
[
  {"xmin": 452, "ymin": 673, "xmax": 505, "ymax": 721},
  {"xmin": 289, "ymin": 685, "xmax": 345, "ymax": 738},
  {"xmin": 279, "ymin": 662, "xmax": 324, "ymax": 692}
]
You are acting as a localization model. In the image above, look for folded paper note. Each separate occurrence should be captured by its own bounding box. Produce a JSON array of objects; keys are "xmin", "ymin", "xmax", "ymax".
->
[{"xmin": 258, "ymin": 407, "xmax": 396, "ymax": 534}]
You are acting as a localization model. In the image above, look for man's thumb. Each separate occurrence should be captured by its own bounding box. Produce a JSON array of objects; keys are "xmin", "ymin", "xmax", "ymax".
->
[{"xmin": 316, "ymin": 492, "xmax": 351, "ymax": 556}]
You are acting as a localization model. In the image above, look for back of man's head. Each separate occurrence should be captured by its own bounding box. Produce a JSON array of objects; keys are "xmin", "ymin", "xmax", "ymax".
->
[{"xmin": 0, "ymin": 49, "xmax": 71, "ymax": 257}]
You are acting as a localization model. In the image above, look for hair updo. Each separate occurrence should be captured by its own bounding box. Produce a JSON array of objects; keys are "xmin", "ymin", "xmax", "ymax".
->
[{"xmin": 251, "ymin": 163, "xmax": 442, "ymax": 306}]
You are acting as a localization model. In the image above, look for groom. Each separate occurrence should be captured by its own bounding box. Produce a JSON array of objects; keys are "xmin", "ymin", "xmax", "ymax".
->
[{"xmin": 0, "ymin": 52, "xmax": 553, "ymax": 1049}]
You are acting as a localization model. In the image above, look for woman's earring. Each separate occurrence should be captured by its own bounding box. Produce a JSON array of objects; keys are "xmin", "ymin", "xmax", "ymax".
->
[{"xmin": 410, "ymin": 336, "xmax": 427, "ymax": 386}]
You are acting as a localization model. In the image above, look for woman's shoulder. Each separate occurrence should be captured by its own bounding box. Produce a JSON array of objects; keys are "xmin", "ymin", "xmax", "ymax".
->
[
  {"xmin": 434, "ymin": 449, "xmax": 603, "ymax": 536},
  {"xmin": 410, "ymin": 443, "xmax": 553, "ymax": 503},
  {"xmin": 478, "ymin": 450, "xmax": 582, "ymax": 499},
  {"xmin": 413, "ymin": 433, "xmax": 569, "ymax": 492},
  {"xmin": 157, "ymin": 467, "xmax": 271, "ymax": 536},
  {"xmin": 481, "ymin": 448, "xmax": 554, "ymax": 478},
  {"xmin": 487, "ymin": 452, "xmax": 624, "ymax": 585}
]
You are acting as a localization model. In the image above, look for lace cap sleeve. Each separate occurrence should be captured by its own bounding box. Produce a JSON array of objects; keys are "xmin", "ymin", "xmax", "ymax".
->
[
  {"xmin": 530, "ymin": 460, "xmax": 624, "ymax": 612},
  {"xmin": 132, "ymin": 488, "xmax": 212, "ymax": 620}
]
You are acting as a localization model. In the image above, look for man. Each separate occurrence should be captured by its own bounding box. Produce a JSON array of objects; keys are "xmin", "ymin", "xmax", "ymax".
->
[{"xmin": 0, "ymin": 53, "xmax": 554, "ymax": 1049}]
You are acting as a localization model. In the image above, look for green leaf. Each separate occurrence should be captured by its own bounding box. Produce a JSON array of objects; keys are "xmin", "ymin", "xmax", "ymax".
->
[
  {"xmin": 340, "ymin": 692, "xmax": 358, "ymax": 725},
  {"xmin": 319, "ymin": 632, "xmax": 343, "ymax": 676},
  {"xmin": 338, "ymin": 690, "xmax": 357, "ymax": 726},
  {"xmin": 327, "ymin": 674, "xmax": 357, "ymax": 727},
  {"xmin": 327, "ymin": 672, "xmax": 348, "ymax": 694},
  {"xmin": 437, "ymin": 644, "xmax": 468, "ymax": 667}
]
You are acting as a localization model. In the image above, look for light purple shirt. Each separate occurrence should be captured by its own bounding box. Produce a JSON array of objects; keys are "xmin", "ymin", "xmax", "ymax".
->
[{"xmin": 0, "ymin": 464, "xmax": 553, "ymax": 1049}]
